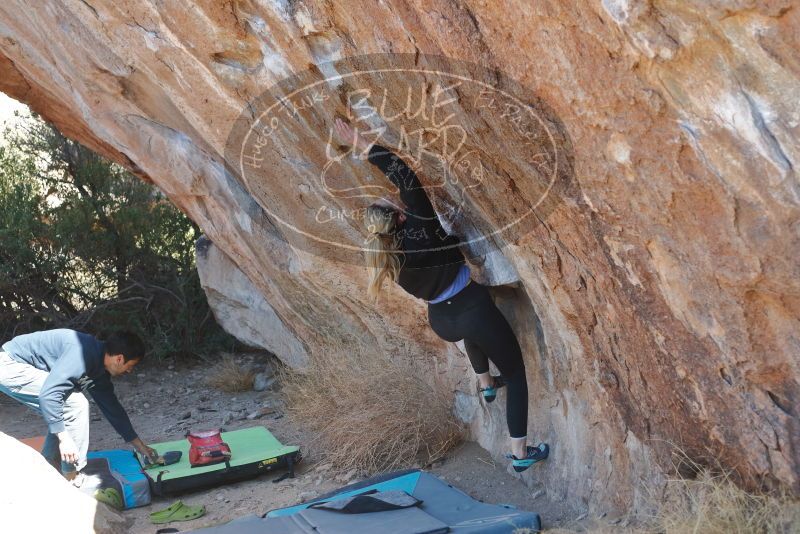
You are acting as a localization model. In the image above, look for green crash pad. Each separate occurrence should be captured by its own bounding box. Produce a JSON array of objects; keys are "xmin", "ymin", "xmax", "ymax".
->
[{"xmin": 136, "ymin": 426, "xmax": 300, "ymax": 495}]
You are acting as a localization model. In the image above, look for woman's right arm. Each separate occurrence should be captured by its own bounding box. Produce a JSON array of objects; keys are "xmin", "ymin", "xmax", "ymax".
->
[
  {"xmin": 332, "ymin": 118, "xmax": 437, "ymax": 220},
  {"xmin": 331, "ymin": 118, "xmax": 446, "ymax": 239},
  {"xmin": 366, "ymin": 144, "xmax": 437, "ymax": 221}
]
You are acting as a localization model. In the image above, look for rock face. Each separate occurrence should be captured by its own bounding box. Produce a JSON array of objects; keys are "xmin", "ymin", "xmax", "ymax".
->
[
  {"xmin": 196, "ymin": 236, "xmax": 309, "ymax": 369},
  {"xmin": 1, "ymin": 0, "xmax": 798, "ymax": 514},
  {"xmin": 0, "ymin": 432, "xmax": 128, "ymax": 533}
]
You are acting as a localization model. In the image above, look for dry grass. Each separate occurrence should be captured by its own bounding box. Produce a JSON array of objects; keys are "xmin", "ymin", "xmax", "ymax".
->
[
  {"xmin": 541, "ymin": 452, "xmax": 800, "ymax": 534},
  {"xmin": 205, "ymin": 353, "xmax": 255, "ymax": 392},
  {"xmin": 278, "ymin": 341, "xmax": 464, "ymax": 476},
  {"xmin": 540, "ymin": 519, "xmax": 636, "ymax": 533},
  {"xmin": 649, "ymin": 467, "xmax": 800, "ymax": 534}
]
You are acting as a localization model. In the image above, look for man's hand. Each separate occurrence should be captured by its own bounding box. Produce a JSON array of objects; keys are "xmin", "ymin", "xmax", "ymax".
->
[
  {"xmin": 57, "ymin": 432, "xmax": 79, "ymax": 465},
  {"xmin": 142, "ymin": 445, "xmax": 159, "ymax": 464},
  {"xmin": 129, "ymin": 437, "xmax": 159, "ymax": 464}
]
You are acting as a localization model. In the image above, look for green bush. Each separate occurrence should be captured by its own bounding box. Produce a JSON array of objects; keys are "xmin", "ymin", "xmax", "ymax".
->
[{"xmin": 0, "ymin": 111, "xmax": 237, "ymax": 359}]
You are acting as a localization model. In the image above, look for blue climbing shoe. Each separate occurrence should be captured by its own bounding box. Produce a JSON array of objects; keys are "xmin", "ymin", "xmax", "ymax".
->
[
  {"xmin": 479, "ymin": 375, "xmax": 506, "ymax": 403},
  {"xmin": 506, "ymin": 443, "xmax": 549, "ymax": 472}
]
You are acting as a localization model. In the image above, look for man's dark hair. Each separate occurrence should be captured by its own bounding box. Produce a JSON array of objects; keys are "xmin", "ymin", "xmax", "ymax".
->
[{"xmin": 105, "ymin": 331, "xmax": 146, "ymax": 362}]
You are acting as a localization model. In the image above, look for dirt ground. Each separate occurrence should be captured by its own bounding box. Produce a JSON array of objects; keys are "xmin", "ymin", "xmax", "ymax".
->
[{"xmin": 1, "ymin": 352, "xmax": 598, "ymax": 533}]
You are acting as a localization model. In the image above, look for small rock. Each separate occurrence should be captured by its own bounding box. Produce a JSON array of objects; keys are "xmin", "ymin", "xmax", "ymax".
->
[
  {"xmin": 143, "ymin": 402, "xmax": 151, "ymax": 409},
  {"xmin": 253, "ymin": 373, "xmax": 269, "ymax": 392},
  {"xmin": 181, "ymin": 411, "xmax": 191, "ymax": 420},
  {"xmin": 454, "ymin": 476, "xmax": 461, "ymax": 483},
  {"xmin": 257, "ymin": 406, "xmax": 277, "ymax": 419},
  {"xmin": 298, "ymin": 491, "xmax": 318, "ymax": 503},
  {"xmin": 168, "ymin": 365, "xmax": 174, "ymax": 370},
  {"xmin": 530, "ymin": 489, "xmax": 545, "ymax": 499},
  {"xmin": 199, "ymin": 394, "xmax": 209, "ymax": 402},
  {"xmin": 223, "ymin": 412, "xmax": 234, "ymax": 425},
  {"xmin": 215, "ymin": 493, "xmax": 225, "ymax": 501}
]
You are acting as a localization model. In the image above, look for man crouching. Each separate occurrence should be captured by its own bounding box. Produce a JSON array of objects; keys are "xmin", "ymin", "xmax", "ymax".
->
[{"xmin": 0, "ymin": 328, "xmax": 159, "ymax": 484}]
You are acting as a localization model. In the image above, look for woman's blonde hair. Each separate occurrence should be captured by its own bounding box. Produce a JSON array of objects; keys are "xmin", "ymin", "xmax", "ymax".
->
[{"xmin": 364, "ymin": 203, "xmax": 405, "ymax": 302}]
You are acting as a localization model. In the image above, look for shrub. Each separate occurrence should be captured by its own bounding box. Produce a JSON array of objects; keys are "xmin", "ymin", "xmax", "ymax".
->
[
  {"xmin": 651, "ymin": 465, "xmax": 800, "ymax": 534},
  {"xmin": 0, "ymin": 109, "xmax": 237, "ymax": 358},
  {"xmin": 279, "ymin": 341, "xmax": 464, "ymax": 475},
  {"xmin": 540, "ymin": 452, "xmax": 800, "ymax": 533},
  {"xmin": 205, "ymin": 354, "xmax": 256, "ymax": 392}
]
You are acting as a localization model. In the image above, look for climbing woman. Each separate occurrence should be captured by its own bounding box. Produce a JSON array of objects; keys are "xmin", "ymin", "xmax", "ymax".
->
[{"xmin": 332, "ymin": 117, "xmax": 549, "ymax": 472}]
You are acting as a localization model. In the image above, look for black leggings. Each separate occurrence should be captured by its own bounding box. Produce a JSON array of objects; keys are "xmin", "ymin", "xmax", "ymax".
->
[{"xmin": 427, "ymin": 281, "xmax": 528, "ymax": 438}]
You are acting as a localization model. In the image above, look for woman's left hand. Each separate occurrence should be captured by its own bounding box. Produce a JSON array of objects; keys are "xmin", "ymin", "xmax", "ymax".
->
[{"xmin": 333, "ymin": 117, "xmax": 370, "ymax": 151}]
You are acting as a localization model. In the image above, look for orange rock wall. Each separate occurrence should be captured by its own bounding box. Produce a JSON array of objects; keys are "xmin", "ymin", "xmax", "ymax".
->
[{"xmin": 1, "ymin": 0, "xmax": 797, "ymax": 513}]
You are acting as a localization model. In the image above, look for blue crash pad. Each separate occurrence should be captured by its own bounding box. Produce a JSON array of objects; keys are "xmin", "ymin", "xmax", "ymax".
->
[
  {"xmin": 189, "ymin": 469, "xmax": 541, "ymax": 533},
  {"xmin": 84, "ymin": 449, "xmax": 151, "ymax": 509}
]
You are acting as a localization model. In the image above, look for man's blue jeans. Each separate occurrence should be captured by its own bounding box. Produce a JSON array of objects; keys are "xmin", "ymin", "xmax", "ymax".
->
[{"xmin": 0, "ymin": 351, "xmax": 89, "ymax": 472}]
